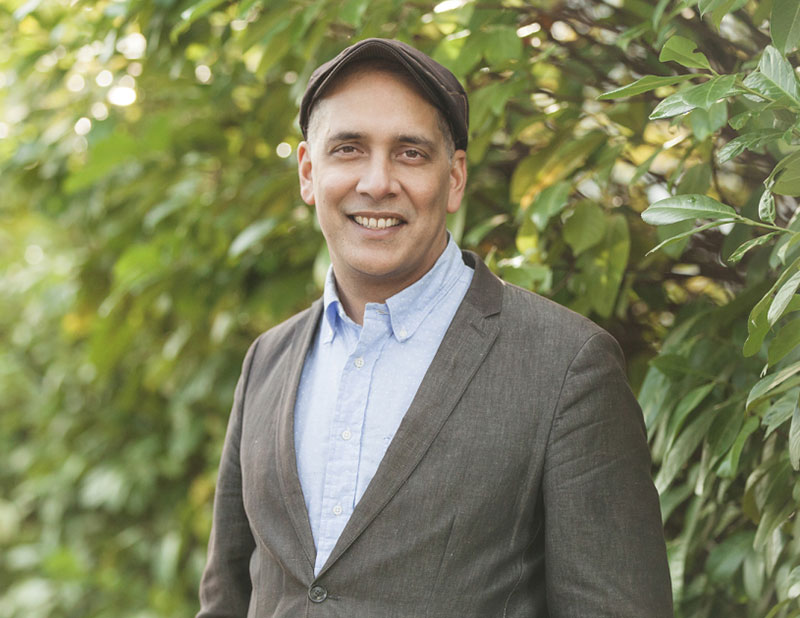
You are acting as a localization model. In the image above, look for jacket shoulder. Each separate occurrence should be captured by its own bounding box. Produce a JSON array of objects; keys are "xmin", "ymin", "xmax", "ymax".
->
[{"xmin": 499, "ymin": 280, "xmax": 613, "ymax": 354}]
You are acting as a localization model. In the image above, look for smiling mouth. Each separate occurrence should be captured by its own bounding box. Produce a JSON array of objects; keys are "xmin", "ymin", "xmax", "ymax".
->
[{"xmin": 352, "ymin": 215, "xmax": 403, "ymax": 230}]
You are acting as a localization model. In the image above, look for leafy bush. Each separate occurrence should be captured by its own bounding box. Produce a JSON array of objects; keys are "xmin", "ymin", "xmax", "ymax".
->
[{"xmin": 1, "ymin": 0, "xmax": 798, "ymax": 616}]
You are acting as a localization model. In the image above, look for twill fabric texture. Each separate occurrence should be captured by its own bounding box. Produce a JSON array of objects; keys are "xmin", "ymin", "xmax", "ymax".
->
[
  {"xmin": 196, "ymin": 251, "xmax": 673, "ymax": 618},
  {"xmin": 294, "ymin": 238, "xmax": 473, "ymax": 575}
]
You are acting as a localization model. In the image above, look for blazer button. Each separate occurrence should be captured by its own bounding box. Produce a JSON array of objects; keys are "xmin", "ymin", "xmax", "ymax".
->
[{"xmin": 308, "ymin": 584, "xmax": 327, "ymax": 603}]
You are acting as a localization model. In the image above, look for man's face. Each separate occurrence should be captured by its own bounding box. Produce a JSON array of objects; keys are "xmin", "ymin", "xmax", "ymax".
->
[{"xmin": 297, "ymin": 67, "xmax": 466, "ymax": 302}]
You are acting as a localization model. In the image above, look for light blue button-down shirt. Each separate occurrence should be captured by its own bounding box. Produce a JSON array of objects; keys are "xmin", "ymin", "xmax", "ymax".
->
[{"xmin": 293, "ymin": 238, "xmax": 474, "ymax": 575}]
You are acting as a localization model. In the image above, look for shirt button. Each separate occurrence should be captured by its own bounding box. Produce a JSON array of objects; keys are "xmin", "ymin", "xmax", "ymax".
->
[
  {"xmin": 341, "ymin": 429, "xmax": 352, "ymax": 440},
  {"xmin": 308, "ymin": 584, "xmax": 327, "ymax": 603},
  {"xmin": 399, "ymin": 328, "xmax": 407, "ymax": 338},
  {"xmin": 354, "ymin": 357, "xmax": 364, "ymax": 368},
  {"xmin": 332, "ymin": 505, "xmax": 343, "ymax": 516}
]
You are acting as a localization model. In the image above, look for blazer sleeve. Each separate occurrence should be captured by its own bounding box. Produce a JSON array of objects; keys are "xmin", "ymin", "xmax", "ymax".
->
[
  {"xmin": 196, "ymin": 342, "xmax": 258, "ymax": 618},
  {"xmin": 542, "ymin": 331, "xmax": 673, "ymax": 617}
]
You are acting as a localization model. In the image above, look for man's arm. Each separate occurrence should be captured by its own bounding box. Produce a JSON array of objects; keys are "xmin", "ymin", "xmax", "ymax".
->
[
  {"xmin": 543, "ymin": 331, "xmax": 673, "ymax": 617},
  {"xmin": 197, "ymin": 344, "xmax": 257, "ymax": 618}
]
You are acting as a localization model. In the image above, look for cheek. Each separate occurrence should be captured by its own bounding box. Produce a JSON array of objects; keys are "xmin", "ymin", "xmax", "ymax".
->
[
  {"xmin": 314, "ymin": 170, "xmax": 351, "ymax": 205},
  {"xmin": 413, "ymin": 176, "xmax": 452, "ymax": 214}
]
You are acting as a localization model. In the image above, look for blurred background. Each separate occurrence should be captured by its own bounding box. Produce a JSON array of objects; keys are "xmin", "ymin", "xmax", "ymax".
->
[{"xmin": 2, "ymin": 0, "xmax": 799, "ymax": 616}]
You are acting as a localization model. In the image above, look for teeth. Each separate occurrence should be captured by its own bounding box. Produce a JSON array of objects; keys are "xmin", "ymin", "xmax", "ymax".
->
[{"xmin": 354, "ymin": 215, "xmax": 401, "ymax": 229}]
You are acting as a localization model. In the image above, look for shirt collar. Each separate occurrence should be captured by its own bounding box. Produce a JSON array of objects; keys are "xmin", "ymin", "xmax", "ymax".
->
[{"xmin": 321, "ymin": 236, "xmax": 465, "ymax": 344}]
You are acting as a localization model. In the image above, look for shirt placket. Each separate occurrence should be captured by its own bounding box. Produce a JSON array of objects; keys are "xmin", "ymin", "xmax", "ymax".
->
[{"xmin": 315, "ymin": 308, "xmax": 390, "ymax": 571}]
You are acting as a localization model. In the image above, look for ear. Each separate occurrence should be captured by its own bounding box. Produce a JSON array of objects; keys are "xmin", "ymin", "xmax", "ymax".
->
[
  {"xmin": 297, "ymin": 141, "xmax": 315, "ymax": 205},
  {"xmin": 446, "ymin": 149, "xmax": 467, "ymax": 214}
]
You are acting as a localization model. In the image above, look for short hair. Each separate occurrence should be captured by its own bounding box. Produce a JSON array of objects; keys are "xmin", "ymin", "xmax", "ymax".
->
[{"xmin": 305, "ymin": 58, "xmax": 456, "ymax": 158}]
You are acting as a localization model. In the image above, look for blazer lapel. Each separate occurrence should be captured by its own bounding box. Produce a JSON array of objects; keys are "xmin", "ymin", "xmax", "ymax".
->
[
  {"xmin": 275, "ymin": 298, "xmax": 323, "ymax": 576},
  {"xmin": 318, "ymin": 252, "xmax": 503, "ymax": 576}
]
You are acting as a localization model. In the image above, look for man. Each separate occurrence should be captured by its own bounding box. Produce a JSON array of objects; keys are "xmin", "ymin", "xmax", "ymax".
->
[{"xmin": 197, "ymin": 38, "xmax": 672, "ymax": 618}]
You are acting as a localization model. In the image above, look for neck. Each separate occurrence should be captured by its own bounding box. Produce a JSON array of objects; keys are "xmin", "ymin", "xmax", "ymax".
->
[
  {"xmin": 332, "ymin": 239, "xmax": 449, "ymax": 325},
  {"xmin": 333, "ymin": 276, "xmax": 408, "ymax": 326}
]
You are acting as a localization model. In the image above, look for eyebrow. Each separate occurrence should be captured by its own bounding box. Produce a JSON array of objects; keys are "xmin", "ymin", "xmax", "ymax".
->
[
  {"xmin": 325, "ymin": 131, "xmax": 439, "ymax": 153},
  {"xmin": 325, "ymin": 131, "xmax": 363, "ymax": 147}
]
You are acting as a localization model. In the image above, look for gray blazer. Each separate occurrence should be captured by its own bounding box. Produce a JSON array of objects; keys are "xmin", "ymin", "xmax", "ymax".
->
[{"xmin": 197, "ymin": 251, "xmax": 673, "ymax": 618}]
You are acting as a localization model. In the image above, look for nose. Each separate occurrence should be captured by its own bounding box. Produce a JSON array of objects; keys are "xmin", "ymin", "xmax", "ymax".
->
[{"xmin": 356, "ymin": 155, "xmax": 398, "ymax": 201}]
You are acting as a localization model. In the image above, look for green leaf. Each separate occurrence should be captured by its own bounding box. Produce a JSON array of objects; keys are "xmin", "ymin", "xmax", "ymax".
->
[
  {"xmin": 788, "ymin": 393, "xmax": 800, "ymax": 469},
  {"xmin": 563, "ymin": 202, "xmax": 607, "ymax": 255},
  {"xmin": 665, "ymin": 382, "xmax": 716, "ymax": 451},
  {"xmin": 773, "ymin": 155, "xmax": 800, "ymax": 196},
  {"xmin": 483, "ymin": 25, "xmax": 523, "ymax": 66},
  {"xmin": 728, "ymin": 233, "xmax": 779, "ymax": 265},
  {"xmin": 765, "ymin": 150, "xmax": 800, "ymax": 195},
  {"xmin": 687, "ymin": 101, "xmax": 728, "ymax": 140},
  {"xmin": 747, "ymin": 360, "xmax": 800, "ymax": 410},
  {"xmin": 646, "ymin": 219, "xmax": 732, "ymax": 256},
  {"xmin": 728, "ymin": 109, "xmax": 760, "ymax": 130},
  {"xmin": 768, "ymin": 318, "xmax": 800, "ymax": 365},
  {"xmin": 777, "ymin": 232, "xmax": 800, "ymax": 265},
  {"xmin": 642, "ymin": 194, "xmax": 738, "ymax": 225},
  {"xmin": 754, "ymin": 461, "xmax": 793, "ymax": 547},
  {"xmin": 655, "ymin": 220, "xmax": 694, "ymax": 258},
  {"xmin": 784, "ymin": 566, "xmax": 800, "ymax": 599},
  {"xmin": 678, "ymin": 164, "xmax": 712, "ymax": 195},
  {"xmin": 759, "ymin": 191, "xmax": 776, "ymax": 224},
  {"xmin": 470, "ymin": 80, "xmax": 521, "ymax": 130},
  {"xmin": 463, "ymin": 214, "xmax": 509, "ymax": 247},
  {"xmin": 650, "ymin": 353, "xmax": 697, "ymax": 379},
  {"xmin": 631, "ymin": 149, "xmax": 662, "ymax": 185},
  {"xmin": 744, "ymin": 297, "xmax": 774, "ymax": 356},
  {"xmin": 338, "ymin": 0, "xmax": 369, "ymax": 27},
  {"xmin": 744, "ymin": 257, "xmax": 800, "ymax": 355},
  {"xmin": 762, "ymin": 389, "xmax": 799, "ymax": 435},
  {"xmin": 63, "ymin": 132, "xmax": 141, "ymax": 194},
  {"xmin": 652, "ymin": 0, "xmax": 671, "ymax": 29},
  {"xmin": 716, "ymin": 416, "xmax": 759, "ymax": 478},
  {"xmin": 743, "ymin": 46, "xmax": 800, "ymax": 104},
  {"xmin": 743, "ymin": 550, "xmax": 765, "ymax": 602},
  {"xmin": 597, "ymin": 74, "xmax": 697, "ymax": 100},
  {"xmin": 650, "ymin": 75, "xmax": 737, "ymax": 119},
  {"xmin": 313, "ymin": 242, "xmax": 331, "ymax": 290},
  {"xmin": 768, "ymin": 268, "xmax": 800, "ymax": 325},
  {"xmin": 573, "ymin": 215, "xmax": 630, "ymax": 318},
  {"xmin": 708, "ymin": 402, "xmax": 743, "ymax": 459},
  {"xmin": 659, "ymin": 482, "xmax": 694, "ymax": 525},
  {"xmin": 433, "ymin": 35, "xmax": 481, "ymax": 77},
  {"xmin": 228, "ymin": 219, "xmax": 278, "ymax": 259},
  {"xmin": 616, "ymin": 22, "xmax": 650, "ymax": 52},
  {"xmin": 765, "ymin": 600, "xmax": 796, "ymax": 618},
  {"xmin": 517, "ymin": 131, "xmax": 606, "ymax": 208},
  {"xmin": 706, "ymin": 530, "xmax": 754, "ymax": 582},
  {"xmin": 659, "ymin": 35, "xmax": 712, "ymax": 70},
  {"xmin": 112, "ymin": 244, "xmax": 165, "ymax": 295},
  {"xmin": 753, "ymin": 0, "xmax": 774, "ymax": 24},
  {"xmin": 516, "ymin": 217, "xmax": 539, "ymax": 256},
  {"xmin": 170, "ymin": 0, "xmax": 228, "ymax": 42},
  {"xmin": 499, "ymin": 261, "xmax": 552, "ymax": 292},
  {"xmin": 529, "ymin": 181, "xmax": 571, "ymax": 230},
  {"xmin": 772, "ymin": 0, "xmax": 800, "ymax": 54},
  {"xmin": 698, "ymin": 0, "xmax": 741, "ymax": 28},
  {"xmin": 717, "ymin": 129, "xmax": 785, "ymax": 164},
  {"xmin": 656, "ymin": 406, "xmax": 718, "ymax": 492}
]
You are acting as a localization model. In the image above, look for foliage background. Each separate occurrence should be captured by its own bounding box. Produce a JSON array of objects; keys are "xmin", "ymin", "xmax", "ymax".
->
[{"xmin": 1, "ymin": 0, "xmax": 799, "ymax": 616}]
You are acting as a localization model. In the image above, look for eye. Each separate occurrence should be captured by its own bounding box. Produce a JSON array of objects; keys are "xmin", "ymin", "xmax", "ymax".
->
[
  {"xmin": 401, "ymin": 148, "xmax": 426, "ymax": 160},
  {"xmin": 332, "ymin": 144, "xmax": 360, "ymax": 156}
]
